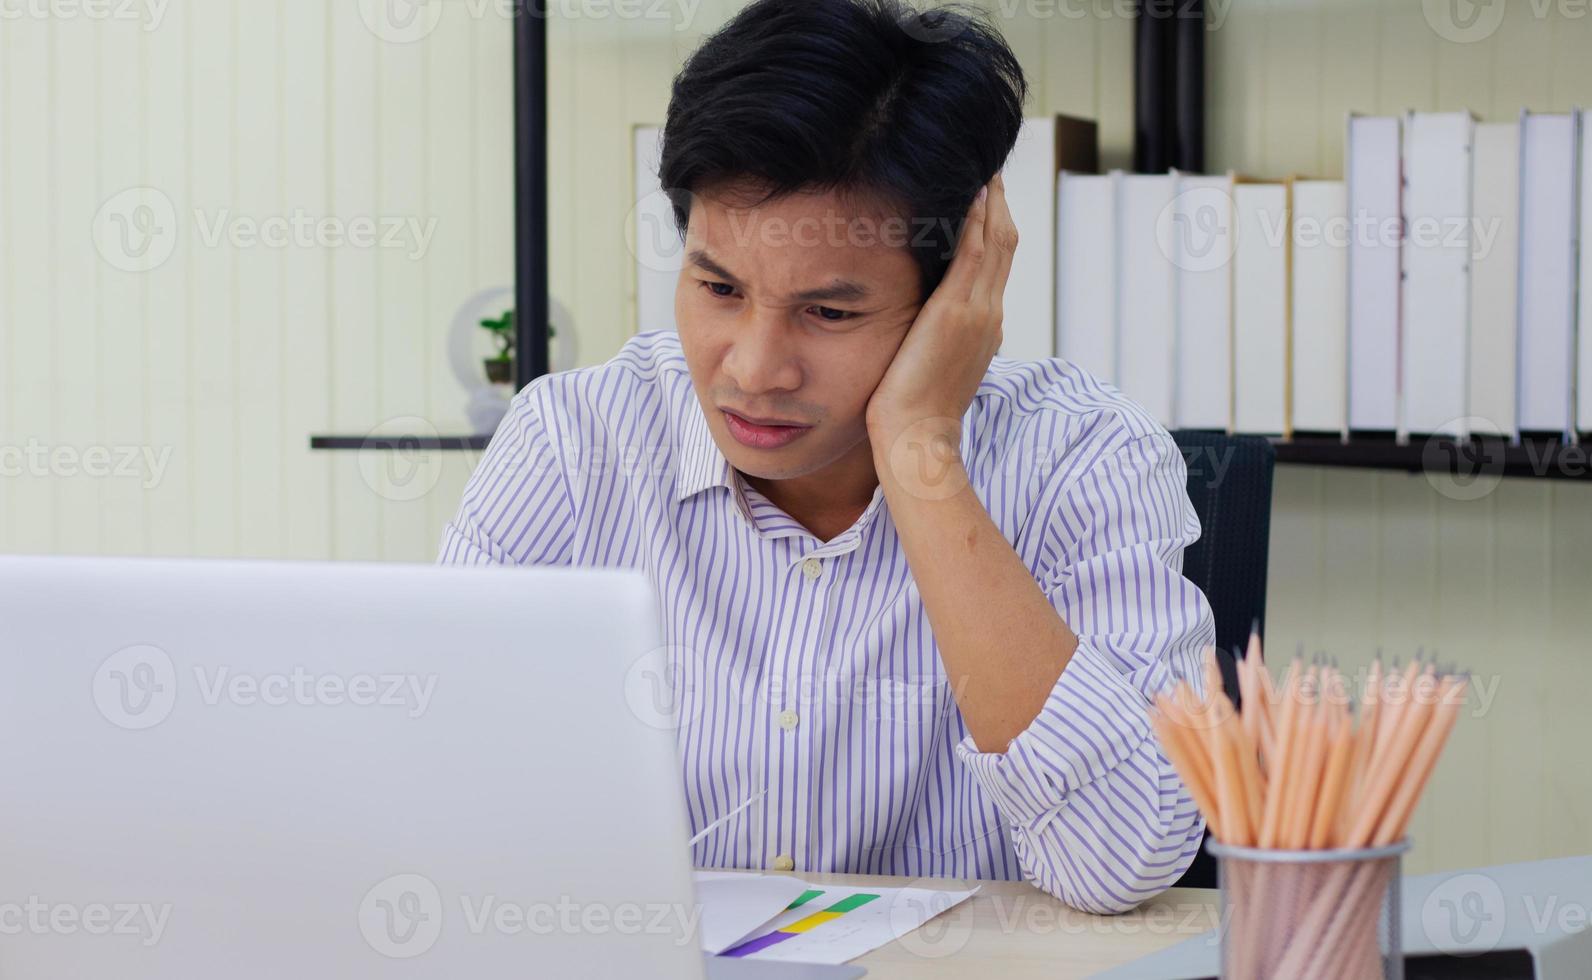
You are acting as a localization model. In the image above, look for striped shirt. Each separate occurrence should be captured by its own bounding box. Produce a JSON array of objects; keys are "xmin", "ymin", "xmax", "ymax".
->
[{"xmin": 438, "ymin": 330, "xmax": 1215, "ymax": 914}]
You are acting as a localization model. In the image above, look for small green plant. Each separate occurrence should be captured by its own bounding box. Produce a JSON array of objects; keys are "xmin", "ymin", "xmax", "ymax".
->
[
  {"xmin": 479, "ymin": 310, "xmax": 555, "ymax": 384},
  {"xmin": 480, "ymin": 310, "xmax": 515, "ymax": 363}
]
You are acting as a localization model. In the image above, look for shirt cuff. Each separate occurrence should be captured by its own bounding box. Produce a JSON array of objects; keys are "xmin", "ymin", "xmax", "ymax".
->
[{"xmin": 954, "ymin": 638, "xmax": 1155, "ymax": 834}]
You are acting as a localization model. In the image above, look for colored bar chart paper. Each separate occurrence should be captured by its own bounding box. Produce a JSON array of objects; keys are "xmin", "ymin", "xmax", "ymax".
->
[{"xmin": 715, "ymin": 881, "xmax": 979, "ymax": 965}]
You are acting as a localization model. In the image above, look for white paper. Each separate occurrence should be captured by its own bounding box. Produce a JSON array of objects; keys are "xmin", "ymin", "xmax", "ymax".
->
[{"xmin": 692, "ymin": 872, "xmax": 813, "ymax": 955}]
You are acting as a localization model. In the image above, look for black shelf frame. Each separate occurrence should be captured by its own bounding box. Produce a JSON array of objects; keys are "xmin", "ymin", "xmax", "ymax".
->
[
  {"xmin": 309, "ymin": 435, "xmax": 491, "ymax": 452},
  {"xmin": 307, "ymin": 432, "xmax": 1592, "ymax": 481},
  {"xmin": 1270, "ymin": 434, "xmax": 1592, "ymax": 481}
]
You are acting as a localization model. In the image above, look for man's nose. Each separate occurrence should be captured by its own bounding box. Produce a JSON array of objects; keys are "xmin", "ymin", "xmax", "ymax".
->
[{"xmin": 722, "ymin": 308, "xmax": 801, "ymax": 394}]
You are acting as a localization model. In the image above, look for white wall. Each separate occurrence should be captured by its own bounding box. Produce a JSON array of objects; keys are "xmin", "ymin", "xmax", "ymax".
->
[{"xmin": 2, "ymin": 0, "xmax": 1589, "ymax": 871}]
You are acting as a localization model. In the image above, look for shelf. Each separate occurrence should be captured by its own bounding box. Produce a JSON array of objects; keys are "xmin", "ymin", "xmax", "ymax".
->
[
  {"xmin": 308, "ymin": 432, "xmax": 1591, "ymax": 481},
  {"xmin": 309, "ymin": 435, "xmax": 490, "ymax": 451},
  {"xmin": 1270, "ymin": 434, "xmax": 1592, "ymax": 481}
]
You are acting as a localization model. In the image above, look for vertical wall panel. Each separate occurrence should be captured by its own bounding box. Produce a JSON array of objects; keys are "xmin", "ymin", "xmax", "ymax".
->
[
  {"xmin": 328, "ymin": 0, "xmax": 382, "ymax": 561},
  {"xmin": 144, "ymin": 0, "xmax": 195, "ymax": 557},
  {"xmin": 375, "ymin": 12, "xmax": 434, "ymax": 560},
  {"xmin": 96, "ymin": 21, "xmax": 147, "ymax": 555},
  {"xmin": 52, "ymin": 14, "xmax": 101, "ymax": 554},
  {"xmin": 235, "ymin": 0, "xmax": 285, "ymax": 557},
  {"xmin": 188, "ymin": 0, "xmax": 238, "ymax": 557},
  {"xmin": 280, "ymin": 0, "xmax": 332, "ymax": 559},
  {"xmin": 4, "ymin": 17, "xmax": 56, "ymax": 553}
]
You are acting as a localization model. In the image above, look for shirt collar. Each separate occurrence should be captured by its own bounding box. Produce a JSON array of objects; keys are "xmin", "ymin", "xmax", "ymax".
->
[
  {"xmin": 673, "ymin": 399, "xmax": 738, "ymax": 503},
  {"xmin": 672, "ymin": 402, "xmax": 890, "ymax": 548}
]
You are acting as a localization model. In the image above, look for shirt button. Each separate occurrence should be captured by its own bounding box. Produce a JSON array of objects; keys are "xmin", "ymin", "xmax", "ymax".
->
[
  {"xmin": 778, "ymin": 709, "xmax": 799, "ymax": 731},
  {"xmin": 772, "ymin": 854, "xmax": 795, "ymax": 872},
  {"xmin": 801, "ymin": 557, "xmax": 822, "ymax": 581}
]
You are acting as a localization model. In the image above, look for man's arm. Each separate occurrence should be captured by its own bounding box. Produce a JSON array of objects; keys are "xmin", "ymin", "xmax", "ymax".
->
[
  {"xmin": 437, "ymin": 380, "xmax": 576, "ymax": 566},
  {"xmin": 876, "ymin": 421, "xmax": 1212, "ymax": 914}
]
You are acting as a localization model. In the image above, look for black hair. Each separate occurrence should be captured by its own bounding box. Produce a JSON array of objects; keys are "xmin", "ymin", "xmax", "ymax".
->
[{"xmin": 658, "ymin": 0, "xmax": 1028, "ymax": 302}]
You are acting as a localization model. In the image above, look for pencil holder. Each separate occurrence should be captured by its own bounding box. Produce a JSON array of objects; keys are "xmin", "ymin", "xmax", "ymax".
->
[{"xmin": 1207, "ymin": 838, "xmax": 1409, "ymax": 980}]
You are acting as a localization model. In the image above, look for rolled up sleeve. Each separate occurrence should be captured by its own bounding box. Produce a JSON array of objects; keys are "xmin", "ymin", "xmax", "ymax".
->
[{"xmin": 955, "ymin": 430, "xmax": 1215, "ymax": 914}]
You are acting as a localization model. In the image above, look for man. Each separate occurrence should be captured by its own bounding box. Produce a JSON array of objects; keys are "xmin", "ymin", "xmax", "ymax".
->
[{"xmin": 440, "ymin": 0, "xmax": 1215, "ymax": 914}]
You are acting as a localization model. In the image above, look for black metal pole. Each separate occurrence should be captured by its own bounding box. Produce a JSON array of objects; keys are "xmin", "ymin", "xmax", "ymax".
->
[
  {"xmin": 1173, "ymin": 0, "xmax": 1205, "ymax": 172},
  {"xmin": 513, "ymin": 0, "xmax": 550, "ymax": 388},
  {"xmin": 1132, "ymin": 1, "xmax": 1172, "ymax": 173}
]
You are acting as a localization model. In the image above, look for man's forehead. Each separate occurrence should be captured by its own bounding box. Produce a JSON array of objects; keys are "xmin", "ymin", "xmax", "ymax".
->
[{"xmin": 686, "ymin": 247, "xmax": 874, "ymax": 304}]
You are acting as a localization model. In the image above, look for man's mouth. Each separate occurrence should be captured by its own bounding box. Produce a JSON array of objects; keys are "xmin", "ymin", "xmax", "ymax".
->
[{"xmin": 720, "ymin": 409, "xmax": 814, "ymax": 450}]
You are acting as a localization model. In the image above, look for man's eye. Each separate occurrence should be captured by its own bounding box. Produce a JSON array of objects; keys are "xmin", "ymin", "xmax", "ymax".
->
[
  {"xmin": 809, "ymin": 306, "xmax": 854, "ymax": 322},
  {"xmin": 702, "ymin": 281, "xmax": 737, "ymax": 298}
]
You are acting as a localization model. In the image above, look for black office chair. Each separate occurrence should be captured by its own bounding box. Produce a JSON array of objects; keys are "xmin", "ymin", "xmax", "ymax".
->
[{"xmin": 1167, "ymin": 431, "xmax": 1276, "ymax": 889}]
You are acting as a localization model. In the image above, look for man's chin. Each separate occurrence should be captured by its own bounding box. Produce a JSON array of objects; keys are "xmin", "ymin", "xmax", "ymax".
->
[{"xmin": 720, "ymin": 447, "xmax": 817, "ymax": 483}]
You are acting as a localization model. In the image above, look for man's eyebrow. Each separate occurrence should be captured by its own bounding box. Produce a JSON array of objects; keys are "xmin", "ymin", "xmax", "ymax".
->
[{"xmin": 686, "ymin": 249, "xmax": 873, "ymax": 305}]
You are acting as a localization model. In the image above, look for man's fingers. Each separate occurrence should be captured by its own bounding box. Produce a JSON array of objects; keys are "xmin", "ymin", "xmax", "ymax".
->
[
  {"xmin": 939, "ymin": 183, "xmax": 989, "ymax": 302},
  {"xmin": 974, "ymin": 171, "xmax": 1017, "ymax": 311}
]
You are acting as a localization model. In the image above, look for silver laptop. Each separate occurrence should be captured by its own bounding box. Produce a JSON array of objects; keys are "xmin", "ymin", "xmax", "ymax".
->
[{"xmin": 0, "ymin": 556, "xmax": 861, "ymax": 979}]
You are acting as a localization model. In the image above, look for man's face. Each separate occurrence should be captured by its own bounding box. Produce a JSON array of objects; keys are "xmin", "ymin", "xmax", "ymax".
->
[{"xmin": 674, "ymin": 182, "xmax": 924, "ymax": 482}]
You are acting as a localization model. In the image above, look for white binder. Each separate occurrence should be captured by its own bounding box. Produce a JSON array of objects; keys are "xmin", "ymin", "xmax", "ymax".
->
[
  {"xmin": 1516, "ymin": 111, "xmax": 1579, "ymax": 436},
  {"xmin": 633, "ymin": 124, "xmax": 681, "ymax": 333},
  {"xmin": 1468, "ymin": 121, "xmax": 1521, "ymax": 439},
  {"xmin": 1000, "ymin": 116, "xmax": 1060, "ymax": 361},
  {"xmin": 1172, "ymin": 172, "xmax": 1236, "ymax": 432},
  {"xmin": 1346, "ymin": 114, "xmax": 1403, "ymax": 432},
  {"xmin": 1116, "ymin": 174, "xmax": 1178, "ymax": 425},
  {"xmin": 1290, "ymin": 180, "xmax": 1348, "ymax": 434},
  {"xmin": 1400, "ymin": 111, "xmax": 1475, "ymax": 437},
  {"xmin": 1232, "ymin": 181, "xmax": 1290, "ymax": 435},
  {"xmin": 1056, "ymin": 171, "xmax": 1120, "ymax": 383},
  {"xmin": 1579, "ymin": 110, "xmax": 1592, "ymax": 435}
]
